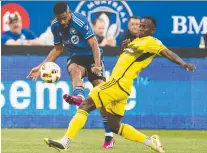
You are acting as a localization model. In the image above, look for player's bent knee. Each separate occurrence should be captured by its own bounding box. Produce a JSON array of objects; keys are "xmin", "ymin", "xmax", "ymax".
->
[
  {"xmin": 79, "ymin": 97, "xmax": 96, "ymax": 113},
  {"xmin": 69, "ymin": 69, "xmax": 81, "ymax": 77},
  {"xmin": 108, "ymin": 113, "xmax": 122, "ymax": 134}
]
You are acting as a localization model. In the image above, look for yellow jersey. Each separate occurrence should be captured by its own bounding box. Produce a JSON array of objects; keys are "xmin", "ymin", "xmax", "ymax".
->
[{"xmin": 110, "ymin": 36, "xmax": 167, "ymax": 95}]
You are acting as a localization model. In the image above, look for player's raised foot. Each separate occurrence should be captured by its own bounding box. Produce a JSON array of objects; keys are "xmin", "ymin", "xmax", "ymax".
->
[
  {"xmin": 149, "ymin": 135, "xmax": 165, "ymax": 153},
  {"xmin": 44, "ymin": 138, "xmax": 68, "ymax": 152},
  {"xmin": 103, "ymin": 136, "xmax": 115, "ymax": 149},
  {"xmin": 63, "ymin": 94, "xmax": 83, "ymax": 106}
]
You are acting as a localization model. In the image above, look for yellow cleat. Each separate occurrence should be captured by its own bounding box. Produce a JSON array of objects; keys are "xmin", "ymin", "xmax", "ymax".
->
[{"xmin": 150, "ymin": 135, "xmax": 165, "ymax": 153}]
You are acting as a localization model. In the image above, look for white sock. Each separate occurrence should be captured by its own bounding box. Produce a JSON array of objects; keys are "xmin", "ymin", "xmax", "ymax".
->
[
  {"xmin": 77, "ymin": 94, "xmax": 85, "ymax": 100},
  {"xmin": 61, "ymin": 136, "xmax": 71, "ymax": 148},
  {"xmin": 105, "ymin": 132, "xmax": 113, "ymax": 137},
  {"xmin": 144, "ymin": 136, "xmax": 151, "ymax": 146}
]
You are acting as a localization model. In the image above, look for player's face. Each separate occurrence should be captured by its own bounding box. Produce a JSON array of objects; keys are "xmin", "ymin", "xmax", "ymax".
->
[
  {"xmin": 55, "ymin": 10, "xmax": 72, "ymax": 28},
  {"xmin": 138, "ymin": 19, "xmax": 155, "ymax": 37},
  {"xmin": 9, "ymin": 20, "xmax": 22, "ymax": 34},
  {"xmin": 128, "ymin": 18, "xmax": 140, "ymax": 35}
]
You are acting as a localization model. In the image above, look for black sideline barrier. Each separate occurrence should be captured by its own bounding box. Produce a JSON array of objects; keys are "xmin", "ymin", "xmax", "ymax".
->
[{"xmin": 1, "ymin": 46, "xmax": 207, "ymax": 58}]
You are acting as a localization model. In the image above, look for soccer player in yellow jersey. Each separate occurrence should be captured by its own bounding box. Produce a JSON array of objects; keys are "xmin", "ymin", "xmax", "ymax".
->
[{"xmin": 44, "ymin": 16, "xmax": 195, "ymax": 152}]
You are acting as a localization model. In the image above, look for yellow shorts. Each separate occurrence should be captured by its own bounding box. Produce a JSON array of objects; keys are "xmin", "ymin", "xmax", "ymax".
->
[{"xmin": 89, "ymin": 79, "xmax": 129, "ymax": 116}]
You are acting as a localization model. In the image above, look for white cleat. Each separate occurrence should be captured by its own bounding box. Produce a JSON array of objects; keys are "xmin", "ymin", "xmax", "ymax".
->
[{"xmin": 150, "ymin": 135, "xmax": 165, "ymax": 153}]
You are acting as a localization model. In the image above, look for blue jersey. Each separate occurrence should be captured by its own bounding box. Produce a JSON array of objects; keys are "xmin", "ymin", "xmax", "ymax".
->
[
  {"xmin": 1, "ymin": 28, "xmax": 36, "ymax": 45},
  {"xmin": 51, "ymin": 12, "xmax": 102, "ymax": 56}
]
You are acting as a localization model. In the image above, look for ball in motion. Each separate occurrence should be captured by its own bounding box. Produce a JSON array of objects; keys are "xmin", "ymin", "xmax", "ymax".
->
[{"xmin": 40, "ymin": 62, "xmax": 61, "ymax": 83}]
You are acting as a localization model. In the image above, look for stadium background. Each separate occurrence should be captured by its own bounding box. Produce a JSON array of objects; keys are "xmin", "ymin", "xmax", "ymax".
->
[{"xmin": 1, "ymin": 1, "xmax": 207, "ymax": 130}]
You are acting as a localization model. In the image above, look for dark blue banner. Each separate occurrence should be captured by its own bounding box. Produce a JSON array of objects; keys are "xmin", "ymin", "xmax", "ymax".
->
[
  {"xmin": 1, "ymin": 55, "xmax": 207, "ymax": 129},
  {"xmin": 2, "ymin": 1, "xmax": 207, "ymax": 47}
]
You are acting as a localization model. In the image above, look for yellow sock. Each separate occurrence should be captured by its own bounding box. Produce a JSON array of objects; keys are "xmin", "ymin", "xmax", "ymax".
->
[
  {"xmin": 118, "ymin": 124, "xmax": 146, "ymax": 143},
  {"xmin": 65, "ymin": 109, "xmax": 88, "ymax": 140}
]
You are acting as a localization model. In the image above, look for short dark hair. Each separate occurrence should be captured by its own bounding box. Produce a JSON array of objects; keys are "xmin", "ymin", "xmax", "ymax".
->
[
  {"xmin": 129, "ymin": 16, "xmax": 139, "ymax": 22},
  {"xmin": 143, "ymin": 16, "xmax": 157, "ymax": 27},
  {"xmin": 53, "ymin": 2, "xmax": 68, "ymax": 15}
]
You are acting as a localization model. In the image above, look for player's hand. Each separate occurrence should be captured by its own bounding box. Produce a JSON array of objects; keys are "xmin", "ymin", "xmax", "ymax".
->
[
  {"xmin": 121, "ymin": 39, "xmax": 131, "ymax": 48},
  {"xmin": 183, "ymin": 63, "xmax": 196, "ymax": 72},
  {"xmin": 91, "ymin": 65, "xmax": 102, "ymax": 75},
  {"xmin": 27, "ymin": 66, "xmax": 41, "ymax": 81}
]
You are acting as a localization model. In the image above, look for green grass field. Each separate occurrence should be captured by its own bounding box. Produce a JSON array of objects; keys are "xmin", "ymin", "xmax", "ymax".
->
[{"xmin": 2, "ymin": 129, "xmax": 207, "ymax": 153}]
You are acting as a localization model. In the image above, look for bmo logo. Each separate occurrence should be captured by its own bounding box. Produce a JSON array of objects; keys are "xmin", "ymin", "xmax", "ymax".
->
[{"xmin": 172, "ymin": 16, "xmax": 207, "ymax": 34}]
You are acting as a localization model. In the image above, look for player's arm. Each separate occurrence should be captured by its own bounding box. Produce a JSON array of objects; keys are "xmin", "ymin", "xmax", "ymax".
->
[
  {"xmin": 27, "ymin": 23, "xmax": 63, "ymax": 80},
  {"xmin": 78, "ymin": 13, "xmax": 102, "ymax": 74},
  {"xmin": 27, "ymin": 44, "xmax": 64, "ymax": 80},
  {"xmin": 40, "ymin": 43, "xmax": 64, "ymax": 66},
  {"xmin": 160, "ymin": 49, "xmax": 195, "ymax": 71},
  {"xmin": 121, "ymin": 39, "xmax": 131, "ymax": 51},
  {"xmin": 42, "ymin": 21, "xmax": 64, "ymax": 64},
  {"xmin": 88, "ymin": 36, "xmax": 101, "ymax": 67}
]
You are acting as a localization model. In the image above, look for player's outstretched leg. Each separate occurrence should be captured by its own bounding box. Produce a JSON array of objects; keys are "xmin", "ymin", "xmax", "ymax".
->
[
  {"xmin": 63, "ymin": 100, "xmax": 115, "ymax": 148},
  {"xmin": 91, "ymin": 79, "xmax": 115, "ymax": 149},
  {"xmin": 64, "ymin": 78, "xmax": 115, "ymax": 149},
  {"xmin": 44, "ymin": 97, "xmax": 96, "ymax": 152},
  {"xmin": 108, "ymin": 113, "xmax": 165, "ymax": 153}
]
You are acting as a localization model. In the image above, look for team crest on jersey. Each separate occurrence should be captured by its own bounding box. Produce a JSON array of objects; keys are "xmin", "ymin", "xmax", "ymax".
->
[
  {"xmin": 75, "ymin": 1, "xmax": 133, "ymax": 38},
  {"xmin": 71, "ymin": 35, "xmax": 79, "ymax": 44}
]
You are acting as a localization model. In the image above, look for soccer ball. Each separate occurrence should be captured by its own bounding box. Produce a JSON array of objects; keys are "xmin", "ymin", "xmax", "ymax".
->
[{"xmin": 40, "ymin": 62, "xmax": 61, "ymax": 83}]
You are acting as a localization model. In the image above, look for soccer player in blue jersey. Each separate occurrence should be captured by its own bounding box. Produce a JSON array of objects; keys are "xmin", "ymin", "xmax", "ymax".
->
[{"xmin": 27, "ymin": 2, "xmax": 114, "ymax": 148}]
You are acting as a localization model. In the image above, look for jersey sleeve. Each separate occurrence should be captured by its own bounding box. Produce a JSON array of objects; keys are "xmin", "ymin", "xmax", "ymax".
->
[
  {"xmin": 73, "ymin": 13, "xmax": 94, "ymax": 40},
  {"xmin": 140, "ymin": 38, "xmax": 167, "ymax": 55},
  {"xmin": 82, "ymin": 22, "xmax": 94, "ymax": 39},
  {"xmin": 51, "ymin": 21, "xmax": 62, "ymax": 45}
]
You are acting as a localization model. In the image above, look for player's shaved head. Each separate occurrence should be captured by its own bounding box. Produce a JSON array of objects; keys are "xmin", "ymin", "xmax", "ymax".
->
[
  {"xmin": 143, "ymin": 16, "xmax": 156, "ymax": 28},
  {"xmin": 138, "ymin": 16, "xmax": 157, "ymax": 37},
  {"xmin": 54, "ymin": 2, "xmax": 69, "ymax": 15}
]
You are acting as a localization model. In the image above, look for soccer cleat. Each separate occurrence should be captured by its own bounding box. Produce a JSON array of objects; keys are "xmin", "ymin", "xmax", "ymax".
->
[
  {"xmin": 44, "ymin": 138, "xmax": 67, "ymax": 152},
  {"xmin": 103, "ymin": 136, "xmax": 115, "ymax": 149},
  {"xmin": 149, "ymin": 135, "xmax": 165, "ymax": 153},
  {"xmin": 63, "ymin": 94, "xmax": 83, "ymax": 106}
]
